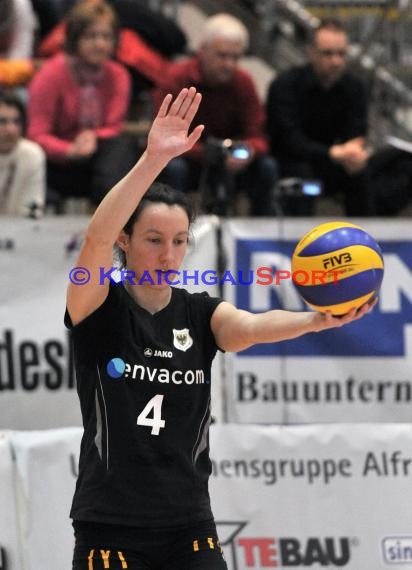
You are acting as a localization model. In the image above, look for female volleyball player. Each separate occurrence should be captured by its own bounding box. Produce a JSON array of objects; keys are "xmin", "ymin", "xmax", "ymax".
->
[{"xmin": 66, "ymin": 87, "xmax": 375, "ymax": 569}]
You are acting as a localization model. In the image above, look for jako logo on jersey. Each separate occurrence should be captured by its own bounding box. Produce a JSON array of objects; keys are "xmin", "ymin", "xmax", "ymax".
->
[
  {"xmin": 216, "ymin": 522, "xmax": 353, "ymax": 569},
  {"xmin": 173, "ymin": 328, "xmax": 193, "ymax": 352},
  {"xmin": 106, "ymin": 357, "xmax": 205, "ymax": 385},
  {"xmin": 144, "ymin": 348, "xmax": 173, "ymax": 358}
]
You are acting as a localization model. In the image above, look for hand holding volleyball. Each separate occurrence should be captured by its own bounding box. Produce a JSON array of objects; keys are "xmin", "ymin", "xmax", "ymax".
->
[{"xmin": 291, "ymin": 221, "xmax": 384, "ymax": 316}]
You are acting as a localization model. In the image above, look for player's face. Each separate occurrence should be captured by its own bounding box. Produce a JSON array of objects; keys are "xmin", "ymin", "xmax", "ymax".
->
[
  {"xmin": 76, "ymin": 16, "xmax": 116, "ymax": 66},
  {"xmin": 199, "ymin": 37, "xmax": 244, "ymax": 85},
  {"xmin": 308, "ymin": 28, "xmax": 348, "ymax": 88},
  {"xmin": 0, "ymin": 103, "xmax": 22, "ymax": 154},
  {"xmin": 119, "ymin": 203, "xmax": 190, "ymax": 288}
]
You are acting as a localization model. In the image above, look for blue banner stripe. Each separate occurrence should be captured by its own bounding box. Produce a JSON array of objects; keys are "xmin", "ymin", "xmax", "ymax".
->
[
  {"xmin": 295, "ymin": 268, "xmax": 384, "ymax": 306},
  {"xmin": 299, "ymin": 228, "xmax": 383, "ymax": 258}
]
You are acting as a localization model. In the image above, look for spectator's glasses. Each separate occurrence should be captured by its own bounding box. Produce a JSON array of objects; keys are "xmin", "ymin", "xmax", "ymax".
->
[
  {"xmin": 316, "ymin": 48, "xmax": 347, "ymax": 58},
  {"xmin": 0, "ymin": 117, "xmax": 22, "ymax": 127},
  {"xmin": 82, "ymin": 31, "xmax": 115, "ymax": 42}
]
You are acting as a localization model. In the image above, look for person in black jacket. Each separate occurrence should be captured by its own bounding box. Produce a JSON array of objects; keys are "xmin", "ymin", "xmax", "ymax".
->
[{"xmin": 266, "ymin": 19, "xmax": 371, "ymax": 216}]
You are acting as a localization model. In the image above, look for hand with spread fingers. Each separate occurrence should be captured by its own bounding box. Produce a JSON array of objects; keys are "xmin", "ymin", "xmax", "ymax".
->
[{"xmin": 147, "ymin": 87, "xmax": 204, "ymax": 163}]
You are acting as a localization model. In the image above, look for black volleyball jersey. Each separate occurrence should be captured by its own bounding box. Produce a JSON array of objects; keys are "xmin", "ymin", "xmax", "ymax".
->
[{"xmin": 65, "ymin": 284, "xmax": 223, "ymax": 527}]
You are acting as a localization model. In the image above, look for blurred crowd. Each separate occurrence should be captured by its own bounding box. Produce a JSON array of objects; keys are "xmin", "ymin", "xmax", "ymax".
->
[{"xmin": 1, "ymin": 0, "xmax": 411, "ymax": 218}]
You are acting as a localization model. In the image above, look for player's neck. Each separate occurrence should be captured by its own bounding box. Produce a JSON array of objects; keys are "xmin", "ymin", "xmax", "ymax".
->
[{"xmin": 125, "ymin": 283, "xmax": 172, "ymax": 314}]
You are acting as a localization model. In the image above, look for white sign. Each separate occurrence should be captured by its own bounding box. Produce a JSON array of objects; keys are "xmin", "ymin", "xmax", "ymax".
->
[
  {"xmin": 0, "ymin": 432, "xmax": 21, "ymax": 570},
  {"xmin": 210, "ymin": 423, "xmax": 412, "ymax": 569},
  {"xmin": 10, "ymin": 428, "xmax": 82, "ymax": 570},
  {"xmin": 0, "ymin": 215, "xmax": 223, "ymax": 428},
  {"xmin": 221, "ymin": 218, "xmax": 412, "ymax": 423}
]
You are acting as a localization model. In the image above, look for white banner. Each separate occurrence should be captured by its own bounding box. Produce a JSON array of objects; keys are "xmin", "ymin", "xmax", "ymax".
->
[
  {"xmin": 0, "ymin": 217, "xmax": 84, "ymax": 429},
  {"xmin": 3, "ymin": 425, "xmax": 412, "ymax": 569},
  {"xmin": 221, "ymin": 218, "xmax": 412, "ymax": 423},
  {"xmin": 10, "ymin": 428, "xmax": 82, "ymax": 570},
  {"xmin": 0, "ymin": 432, "xmax": 21, "ymax": 570},
  {"xmin": 210, "ymin": 423, "xmax": 412, "ymax": 570},
  {"xmin": 0, "ymin": 215, "xmax": 222, "ymax": 428},
  {"xmin": 181, "ymin": 215, "xmax": 225, "ymax": 422},
  {"xmin": 2, "ymin": 214, "xmax": 412, "ymax": 427}
]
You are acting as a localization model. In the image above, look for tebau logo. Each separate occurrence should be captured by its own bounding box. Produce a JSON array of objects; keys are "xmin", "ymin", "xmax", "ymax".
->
[{"xmin": 216, "ymin": 521, "xmax": 353, "ymax": 569}]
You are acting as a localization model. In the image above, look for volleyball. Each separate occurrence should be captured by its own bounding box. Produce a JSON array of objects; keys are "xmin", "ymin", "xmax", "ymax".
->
[{"xmin": 291, "ymin": 221, "xmax": 384, "ymax": 316}]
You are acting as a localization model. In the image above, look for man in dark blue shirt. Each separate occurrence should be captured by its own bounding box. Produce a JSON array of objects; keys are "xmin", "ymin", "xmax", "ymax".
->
[{"xmin": 266, "ymin": 19, "xmax": 371, "ymax": 216}]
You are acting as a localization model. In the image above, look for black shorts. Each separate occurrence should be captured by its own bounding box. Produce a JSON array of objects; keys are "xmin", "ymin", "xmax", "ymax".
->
[{"xmin": 72, "ymin": 519, "xmax": 228, "ymax": 570}]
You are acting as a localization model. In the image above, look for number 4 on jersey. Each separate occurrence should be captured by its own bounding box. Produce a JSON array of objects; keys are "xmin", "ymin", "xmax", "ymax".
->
[{"xmin": 137, "ymin": 394, "xmax": 165, "ymax": 435}]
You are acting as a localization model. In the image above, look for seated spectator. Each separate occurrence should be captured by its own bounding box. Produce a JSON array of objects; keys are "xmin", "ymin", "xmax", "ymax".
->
[
  {"xmin": 0, "ymin": 91, "xmax": 46, "ymax": 217},
  {"xmin": 0, "ymin": 0, "xmax": 38, "ymax": 94},
  {"xmin": 153, "ymin": 13, "xmax": 278, "ymax": 217},
  {"xmin": 36, "ymin": 0, "xmax": 172, "ymax": 95},
  {"xmin": 266, "ymin": 19, "xmax": 371, "ymax": 216},
  {"xmin": 27, "ymin": 1, "xmax": 135, "ymax": 209},
  {"xmin": 34, "ymin": 0, "xmax": 187, "ymax": 58}
]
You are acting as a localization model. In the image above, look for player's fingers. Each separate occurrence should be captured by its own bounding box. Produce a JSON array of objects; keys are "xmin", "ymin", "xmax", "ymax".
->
[
  {"xmin": 157, "ymin": 93, "xmax": 173, "ymax": 118},
  {"xmin": 182, "ymin": 91, "xmax": 202, "ymax": 124},
  {"xmin": 335, "ymin": 307, "xmax": 357, "ymax": 324},
  {"xmin": 187, "ymin": 124, "xmax": 204, "ymax": 147},
  {"xmin": 346, "ymin": 307, "xmax": 359, "ymax": 320},
  {"xmin": 168, "ymin": 88, "xmax": 190, "ymax": 116},
  {"xmin": 357, "ymin": 297, "xmax": 377, "ymax": 317},
  {"xmin": 370, "ymin": 296, "xmax": 378, "ymax": 309},
  {"xmin": 177, "ymin": 87, "xmax": 199, "ymax": 118},
  {"xmin": 322, "ymin": 310, "xmax": 336, "ymax": 325}
]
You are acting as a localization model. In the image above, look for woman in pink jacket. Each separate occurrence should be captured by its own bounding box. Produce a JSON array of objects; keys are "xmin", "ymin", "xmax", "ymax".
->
[{"xmin": 28, "ymin": 1, "xmax": 135, "ymax": 209}]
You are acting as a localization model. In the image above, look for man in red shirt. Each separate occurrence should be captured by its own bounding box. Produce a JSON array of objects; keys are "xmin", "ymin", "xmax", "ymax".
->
[{"xmin": 153, "ymin": 13, "xmax": 278, "ymax": 216}]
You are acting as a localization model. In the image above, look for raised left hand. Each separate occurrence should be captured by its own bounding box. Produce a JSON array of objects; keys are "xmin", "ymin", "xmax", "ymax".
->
[{"xmin": 147, "ymin": 87, "xmax": 204, "ymax": 163}]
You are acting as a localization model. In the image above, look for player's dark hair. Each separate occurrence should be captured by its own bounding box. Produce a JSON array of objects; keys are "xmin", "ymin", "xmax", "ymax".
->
[{"xmin": 123, "ymin": 182, "xmax": 196, "ymax": 235}]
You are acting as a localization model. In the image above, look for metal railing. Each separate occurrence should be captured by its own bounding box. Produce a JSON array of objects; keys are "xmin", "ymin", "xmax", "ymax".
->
[{"xmin": 254, "ymin": 0, "xmax": 412, "ymax": 141}]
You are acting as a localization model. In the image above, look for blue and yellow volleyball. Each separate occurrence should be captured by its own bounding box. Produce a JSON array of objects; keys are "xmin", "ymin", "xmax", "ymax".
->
[{"xmin": 291, "ymin": 221, "xmax": 384, "ymax": 316}]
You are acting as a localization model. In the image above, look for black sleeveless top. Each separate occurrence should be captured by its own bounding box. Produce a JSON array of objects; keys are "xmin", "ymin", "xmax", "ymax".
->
[{"xmin": 65, "ymin": 283, "xmax": 223, "ymax": 527}]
